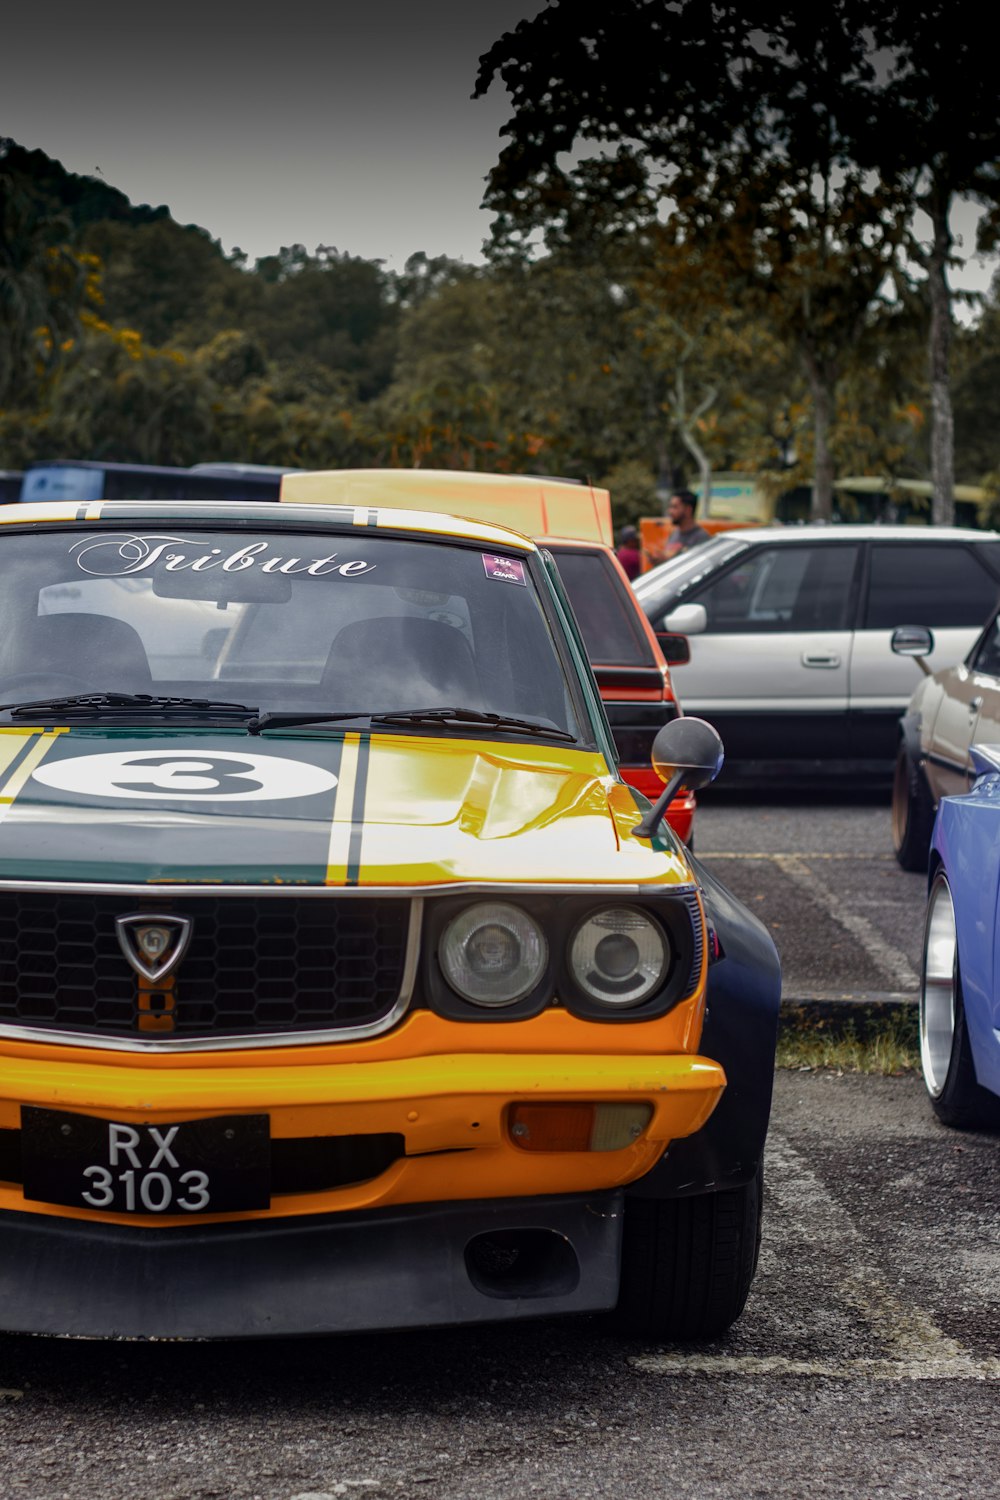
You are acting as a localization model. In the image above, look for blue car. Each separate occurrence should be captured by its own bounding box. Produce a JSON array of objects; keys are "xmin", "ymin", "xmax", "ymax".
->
[{"xmin": 922, "ymin": 745, "xmax": 1000, "ymax": 1127}]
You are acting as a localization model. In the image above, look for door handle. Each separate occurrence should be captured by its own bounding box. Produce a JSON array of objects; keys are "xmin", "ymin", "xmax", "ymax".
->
[
  {"xmin": 802, "ymin": 653, "xmax": 841, "ymax": 668},
  {"xmin": 969, "ymin": 696, "xmax": 983, "ymax": 713}
]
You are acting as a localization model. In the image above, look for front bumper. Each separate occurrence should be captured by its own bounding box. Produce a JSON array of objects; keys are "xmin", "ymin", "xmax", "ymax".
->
[
  {"xmin": 0, "ymin": 1190, "xmax": 625, "ymax": 1338},
  {"xmin": 0, "ymin": 1047, "xmax": 724, "ymax": 1225}
]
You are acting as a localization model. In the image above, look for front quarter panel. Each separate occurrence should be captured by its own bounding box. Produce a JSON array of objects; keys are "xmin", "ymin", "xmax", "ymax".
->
[
  {"xmin": 933, "ymin": 777, "xmax": 1000, "ymax": 1095},
  {"xmin": 627, "ymin": 854, "xmax": 781, "ymax": 1197}
]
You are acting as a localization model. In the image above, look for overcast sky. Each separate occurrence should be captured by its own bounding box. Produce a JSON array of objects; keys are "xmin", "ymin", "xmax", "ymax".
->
[
  {"xmin": 4, "ymin": 0, "xmax": 545, "ymax": 269},
  {"xmin": 4, "ymin": 0, "xmax": 994, "ymax": 297}
]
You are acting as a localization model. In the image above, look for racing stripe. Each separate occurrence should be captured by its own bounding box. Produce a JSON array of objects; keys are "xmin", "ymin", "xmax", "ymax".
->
[
  {"xmin": 0, "ymin": 731, "xmax": 40, "ymax": 782},
  {"xmin": 346, "ymin": 734, "xmax": 370, "ymax": 885},
  {"xmin": 0, "ymin": 731, "xmax": 65, "ymax": 827},
  {"xmin": 326, "ymin": 732, "xmax": 366, "ymax": 883}
]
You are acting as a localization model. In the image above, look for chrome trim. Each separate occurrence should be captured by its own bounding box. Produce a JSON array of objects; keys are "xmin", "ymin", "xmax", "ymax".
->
[
  {"xmin": 0, "ymin": 879, "xmax": 697, "ymax": 898},
  {"xmin": 0, "ymin": 898, "xmax": 424, "ymax": 1054}
]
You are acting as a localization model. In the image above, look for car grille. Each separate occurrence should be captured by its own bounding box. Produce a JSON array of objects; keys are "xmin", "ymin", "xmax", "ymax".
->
[{"xmin": 0, "ymin": 891, "xmax": 411, "ymax": 1043}]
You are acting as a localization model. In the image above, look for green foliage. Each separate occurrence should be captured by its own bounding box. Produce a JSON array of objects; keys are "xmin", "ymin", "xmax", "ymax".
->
[
  {"xmin": 3, "ymin": 130, "xmax": 999, "ymax": 512},
  {"xmin": 0, "ymin": 159, "xmax": 100, "ymax": 406}
]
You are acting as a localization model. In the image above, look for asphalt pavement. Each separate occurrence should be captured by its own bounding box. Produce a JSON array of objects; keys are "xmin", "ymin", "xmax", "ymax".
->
[
  {"xmin": 693, "ymin": 785, "xmax": 925, "ymax": 1025},
  {"xmin": 3, "ymin": 1069, "xmax": 1000, "ymax": 1500}
]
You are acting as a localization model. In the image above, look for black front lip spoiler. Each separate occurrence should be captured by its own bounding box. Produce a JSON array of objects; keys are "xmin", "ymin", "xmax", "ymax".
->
[{"xmin": 0, "ymin": 1192, "xmax": 623, "ymax": 1340}]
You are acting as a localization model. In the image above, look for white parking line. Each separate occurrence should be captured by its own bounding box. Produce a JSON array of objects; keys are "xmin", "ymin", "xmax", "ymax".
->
[
  {"xmin": 704, "ymin": 852, "xmax": 895, "ymax": 861},
  {"xmin": 631, "ymin": 1133, "xmax": 999, "ymax": 1382},
  {"xmin": 704, "ymin": 851, "xmax": 919, "ymax": 991}
]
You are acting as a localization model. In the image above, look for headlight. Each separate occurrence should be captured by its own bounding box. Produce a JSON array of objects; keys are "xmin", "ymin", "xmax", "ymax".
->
[
  {"xmin": 569, "ymin": 907, "xmax": 670, "ymax": 1006},
  {"xmin": 440, "ymin": 902, "xmax": 548, "ymax": 1007}
]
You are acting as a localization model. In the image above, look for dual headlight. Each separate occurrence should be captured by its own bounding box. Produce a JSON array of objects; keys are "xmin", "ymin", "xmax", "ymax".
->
[{"xmin": 438, "ymin": 901, "xmax": 671, "ymax": 1010}]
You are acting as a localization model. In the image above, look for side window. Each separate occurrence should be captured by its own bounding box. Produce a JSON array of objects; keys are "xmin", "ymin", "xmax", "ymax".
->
[
  {"xmin": 690, "ymin": 546, "xmax": 858, "ymax": 634},
  {"xmin": 972, "ymin": 615, "xmax": 1000, "ymax": 678},
  {"xmin": 865, "ymin": 545, "xmax": 1000, "ymax": 630}
]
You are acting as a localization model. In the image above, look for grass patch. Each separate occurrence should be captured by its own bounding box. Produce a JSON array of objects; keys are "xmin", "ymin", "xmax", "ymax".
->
[{"xmin": 776, "ymin": 1010, "xmax": 920, "ymax": 1076}]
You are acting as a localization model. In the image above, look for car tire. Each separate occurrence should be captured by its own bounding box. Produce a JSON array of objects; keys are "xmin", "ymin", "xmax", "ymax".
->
[
  {"xmin": 892, "ymin": 744, "xmax": 935, "ymax": 872},
  {"xmin": 613, "ymin": 1163, "xmax": 763, "ymax": 1341},
  {"xmin": 921, "ymin": 872, "xmax": 1000, "ymax": 1129}
]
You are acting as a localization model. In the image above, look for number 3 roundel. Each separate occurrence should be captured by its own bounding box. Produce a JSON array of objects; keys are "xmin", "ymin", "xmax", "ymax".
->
[{"xmin": 31, "ymin": 750, "xmax": 339, "ymax": 802}]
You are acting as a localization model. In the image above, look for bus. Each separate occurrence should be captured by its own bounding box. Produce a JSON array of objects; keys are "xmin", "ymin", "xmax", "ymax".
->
[
  {"xmin": 638, "ymin": 472, "xmax": 994, "ymax": 569},
  {"xmin": 16, "ymin": 460, "xmax": 294, "ymax": 505}
]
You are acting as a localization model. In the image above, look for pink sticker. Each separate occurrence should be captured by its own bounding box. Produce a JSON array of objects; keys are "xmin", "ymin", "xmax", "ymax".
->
[{"xmin": 482, "ymin": 553, "xmax": 526, "ymax": 586}]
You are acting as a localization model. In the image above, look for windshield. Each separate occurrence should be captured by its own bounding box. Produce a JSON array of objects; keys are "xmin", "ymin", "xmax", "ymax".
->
[
  {"xmin": 632, "ymin": 535, "xmax": 751, "ymax": 615},
  {"xmin": 0, "ymin": 527, "xmax": 585, "ymax": 738}
]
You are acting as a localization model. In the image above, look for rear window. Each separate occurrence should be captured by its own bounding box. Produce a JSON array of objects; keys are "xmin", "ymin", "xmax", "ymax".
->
[{"xmin": 553, "ymin": 550, "xmax": 656, "ymax": 665}]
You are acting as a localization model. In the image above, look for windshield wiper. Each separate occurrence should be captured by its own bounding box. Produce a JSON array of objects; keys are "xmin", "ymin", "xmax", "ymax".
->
[
  {"xmin": 247, "ymin": 706, "xmax": 576, "ymax": 741},
  {"xmin": 0, "ymin": 692, "xmax": 258, "ymax": 721},
  {"xmin": 371, "ymin": 707, "xmax": 577, "ymax": 741}
]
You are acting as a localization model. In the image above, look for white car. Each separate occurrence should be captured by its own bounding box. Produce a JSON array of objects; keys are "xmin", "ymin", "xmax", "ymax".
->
[
  {"xmin": 892, "ymin": 603, "xmax": 1000, "ymax": 868},
  {"xmin": 632, "ymin": 525, "xmax": 1000, "ymax": 779}
]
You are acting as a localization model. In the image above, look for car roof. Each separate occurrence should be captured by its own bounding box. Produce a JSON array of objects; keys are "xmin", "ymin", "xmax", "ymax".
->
[
  {"xmin": 0, "ymin": 497, "xmax": 541, "ymax": 554},
  {"xmin": 633, "ymin": 522, "xmax": 1000, "ymax": 593},
  {"xmin": 694, "ymin": 522, "xmax": 1000, "ymax": 544},
  {"xmin": 279, "ymin": 468, "xmax": 615, "ymax": 546}
]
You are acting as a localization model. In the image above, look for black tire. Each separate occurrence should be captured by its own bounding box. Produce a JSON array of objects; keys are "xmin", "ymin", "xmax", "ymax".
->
[
  {"xmin": 921, "ymin": 873, "xmax": 1000, "ymax": 1129},
  {"xmin": 892, "ymin": 744, "xmax": 935, "ymax": 872},
  {"xmin": 613, "ymin": 1163, "xmax": 763, "ymax": 1341}
]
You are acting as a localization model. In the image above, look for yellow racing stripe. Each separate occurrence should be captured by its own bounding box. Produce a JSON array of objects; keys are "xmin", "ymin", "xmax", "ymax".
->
[
  {"xmin": 0, "ymin": 730, "xmax": 67, "ymax": 826},
  {"xmin": 326, "ymin": 733, "xmax": 361, "ymax": 882}
]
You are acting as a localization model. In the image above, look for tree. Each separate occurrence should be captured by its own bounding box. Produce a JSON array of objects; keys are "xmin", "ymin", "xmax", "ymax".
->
[
  {"xmin": 879, "ymin": 2, "xmax": 1000, "ymax": 522},
  {"xmin": 475, "ymin": 0, "xmax": 915, "ymax": 519},
  {"xmin": 0, "ymin": 160, "xmax": 99, "ymax": 406}
]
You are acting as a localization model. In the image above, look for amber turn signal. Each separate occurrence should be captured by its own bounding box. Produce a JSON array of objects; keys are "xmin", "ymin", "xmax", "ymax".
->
[{"xmin": 508, "ymin": 1101, "xmax": 653, "ymax": 1152}]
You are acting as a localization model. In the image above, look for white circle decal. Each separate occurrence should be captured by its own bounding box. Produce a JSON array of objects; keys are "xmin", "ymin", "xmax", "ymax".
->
[{"xmin": 31, "ymin": 750, "xmax": 339, "ymax": 803}]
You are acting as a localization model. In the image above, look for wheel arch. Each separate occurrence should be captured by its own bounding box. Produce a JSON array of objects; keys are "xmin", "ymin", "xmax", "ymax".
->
[
  {"xmin": 931, "ymin": 803, "xmax": 1000, "ymax": 1096},
  {"xmin": 627, "ymin": 856, "xmax": 781, "ymax": 1200}
]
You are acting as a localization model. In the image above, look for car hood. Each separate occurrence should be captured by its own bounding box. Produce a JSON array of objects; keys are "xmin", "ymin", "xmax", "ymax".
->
[{"xmin": 0, "ymin": 726, "xmax": 688, "ymax": 888}]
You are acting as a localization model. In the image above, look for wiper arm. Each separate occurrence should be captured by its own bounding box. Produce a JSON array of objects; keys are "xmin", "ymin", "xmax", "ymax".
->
[
  {"xmin": 371, "ymin": 706, "xmax": 577, "ymax": 741},
  {"xmin": 1, "ymin": 692, "xmax": 258, "ymax": 721},
  {"xmin": 246, "ymin": 710, "xmax": 373, "ymax": 734}
]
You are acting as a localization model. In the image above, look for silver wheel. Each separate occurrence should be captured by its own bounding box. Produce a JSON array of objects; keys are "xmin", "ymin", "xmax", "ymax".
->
[{"xmin": 921, "ymin": 874, "xmax": 957, "ymax": 1098}]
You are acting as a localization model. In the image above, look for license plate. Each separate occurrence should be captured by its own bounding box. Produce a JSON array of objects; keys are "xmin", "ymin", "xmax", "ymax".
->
[{"xmin": 21, "ymin": 1107, "xmax": 270, "ymax": 1215}]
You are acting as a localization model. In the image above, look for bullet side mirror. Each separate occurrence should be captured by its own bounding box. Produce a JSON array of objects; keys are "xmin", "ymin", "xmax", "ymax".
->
[{"xmin": 634, "ymin": 717, "xmax": 725, "ymax": 839}]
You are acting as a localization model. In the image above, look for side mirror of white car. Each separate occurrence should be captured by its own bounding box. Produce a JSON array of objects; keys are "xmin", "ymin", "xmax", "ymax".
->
[
  {"xmin": 663, "ymin": 602, "xmax": 707, "ymax": 635},
  {"xmin": 891, "ymin": 625, "xmax": 935, "ymax": 676}
]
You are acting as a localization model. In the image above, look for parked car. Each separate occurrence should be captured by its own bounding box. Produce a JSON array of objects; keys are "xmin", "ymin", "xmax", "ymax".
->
[
  {"xmin": 527, "ymin": 538, "xmax": 693, "ymax": 843},
  {"xmin": 892, "ymin": 607, "xmax": 1000, "ymax": 868},
  {"xmin": 0, "ymin": 492, "xmax": 780, "ymax": 1340},
  {"xmin": 281, "ymin": 469, "xmax": 694, "ymax": 844},
  {"xmin": 632, "ymin": 524, "xmax": 1000, "ymax": 779},
  {"xmin": 919, "ymin": 745, "xmax": 1000, "ymax": 1128}
]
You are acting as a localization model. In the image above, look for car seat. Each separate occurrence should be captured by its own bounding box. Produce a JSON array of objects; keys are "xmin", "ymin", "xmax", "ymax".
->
[
  {"xmin": 25, "ymin": 613, "xmax": 154, "ymax": 692},
  {"xmin": 321, "ymin": 616, "xmax": 483, "ymax": 710}
]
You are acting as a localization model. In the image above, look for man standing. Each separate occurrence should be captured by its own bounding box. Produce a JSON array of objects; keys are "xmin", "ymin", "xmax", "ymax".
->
[{"xmin": 664, "ymin": 489, "xmax": 710, "ymax": 558}]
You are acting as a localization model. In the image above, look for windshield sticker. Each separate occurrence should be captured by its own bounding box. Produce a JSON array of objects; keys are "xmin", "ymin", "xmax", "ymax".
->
[
  {"xmin": 482, "ymin": 554, "xmax": 526, "ymax": 586},
  {"xmin": 31, "ymin": 750, "xmax": 338, "ymax": 803},
  {"xmin": 69, "ymin": 535, "xmax": 375, "ymax": 579}
]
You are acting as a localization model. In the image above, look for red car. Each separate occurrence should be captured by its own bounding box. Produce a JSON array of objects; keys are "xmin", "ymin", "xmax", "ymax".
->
[{"xmin": 546, "ymin": 538, "xmax": 695, "ymax": 845}]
